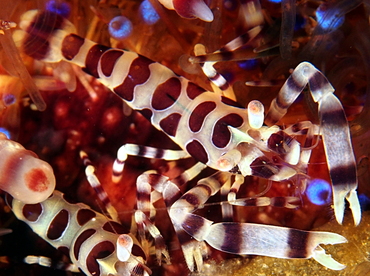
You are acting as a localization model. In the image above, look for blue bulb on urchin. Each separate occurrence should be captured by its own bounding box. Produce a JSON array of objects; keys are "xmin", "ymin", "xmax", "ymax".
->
[
  {"xmin": 316, "ymin": 6, "xmax": 344, "ymax": 31},
  {"xmin": 108, "ymin": 16, "xmax": 133, "ymax": 40},
  {"xmin": 139, "ymin": 0, "xmax": 160, "ymax": 25},
  {"xmin": 305, "ymin": 178, "xmax": 332, "ymax": 205},
  {"xmin": 45, "ymin": 0, "xmax": 71, "ymax": 18}
]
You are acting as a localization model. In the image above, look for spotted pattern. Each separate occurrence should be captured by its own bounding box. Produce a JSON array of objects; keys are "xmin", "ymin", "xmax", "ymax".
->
[
  {"xmin": 212, "ymin": 113, "xmax": 244, "ymax": 148},
  {"xmin": 62, "ymin": 34, "xmax": 85, "ymax": 60},
  {"xmin": 12, "ymin": 190, "xmax": 147, "ymax": 276},
  {"xmin": 102, "ymin": 221, "xmax": 129, "ymax": 234},
  {"xmin": 139, "ymin": 108, "xmax": 153, "ymax": 120},
  {"xmin": 77, "ymin": 209, "xmax": 96, "ymax": 226},
  {"xmin": 74, "ymin": 229, "xmax": 96, "ymax": 260},
  {"xmin": 22, "ymin": 203, "xmax": 42, "ymax": 222},
  {"xmin": 87, "ymin": 241, "xmax": 115, "ymax": 275},
  {"xmin": 189, "ymin": 101, "xmax": 216, "ymax": 132},
  {"xmin": 186, "ymin": 140, "xmax": 208, "ymax": 164},
  {"xmin": 151, "ymin": 77, "xmax": 182, "ymax": 110},
  {"xmin": 221, "ymin": 96, "xmax": 242, "ymax": 108},
  {"xmin": 83, "ymin": 44, "xmax": 110, "ymax": 78},
  {"xmin": 113, "ymin": 57, "xmax": 153, "ymax": 101},
  {"xmin": 132, "ymin": 244, "xmax": 147, "ymax": 261},
  {"xmin": 186, "ymin": 82, "xmax": 206, "ymax": 99},
  {"xmin": 100, "ymin": 50, "xmax": 124, "ymax": 77},
  {"xmin": 159, "ymin": 113, "xmax": 182, "ymax": 137},
  {"xmin": 47, "ymin": 209, "xmax": 68, "ymax": 240}
]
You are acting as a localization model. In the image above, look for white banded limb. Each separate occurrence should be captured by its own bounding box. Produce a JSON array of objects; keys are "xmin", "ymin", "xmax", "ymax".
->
[
  {"xmin": 167, "ymin": 172, "xmax": 307, "ymax": 271},
  {"xmin": 80, "ymin": 150, "xmax": 119, "ymax": 222},
  {"xmin": 24, "ymin": 255, "xmax": 79, "ymax": 273},
  {"xmin": 193, "ymin": 43, "xmax": 234, "ymax": 99},
  {"xmin": 205, "ymin": 223, "xmax": 347, "ymax": 271},
  {"xmin": 112, "ymin": 144, "xmax": 191, "ymax": 183},
  {"xmin": 191, "ymin": 26, "xmax": 262, "ymax": 100},
  {"xmin": 134, "ymin": 162, "xmax": 206, "ymax": 265},
  {"xmin": 229, "ymin": 196, "xmax": 300, "ymax": 209},
  {"xmin": 284, "ymin": 121, "xmax": 321, "ymax": 166},
  {"xmin": 225, "ymin": 174, "xmax": 299, "ymax": 209},
  {"xmin": 265, "ymin": 62, "xmax": 361, "ymax": 226}
]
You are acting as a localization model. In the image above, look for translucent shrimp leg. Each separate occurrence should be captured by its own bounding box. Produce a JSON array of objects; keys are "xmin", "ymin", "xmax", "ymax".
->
[
  {"xmin": 168, "ymin": 171, "xmax": 347, "ymax": 271},
  {"xmin": 265, "ymin": 62, "xmax": 361, "ymax": 226}
]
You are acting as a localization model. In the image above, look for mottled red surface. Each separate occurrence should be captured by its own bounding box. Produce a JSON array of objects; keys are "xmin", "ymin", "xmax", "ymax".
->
[{"xmin": 24, "ymin": 168, "xmax": 49, "ymax": 192}]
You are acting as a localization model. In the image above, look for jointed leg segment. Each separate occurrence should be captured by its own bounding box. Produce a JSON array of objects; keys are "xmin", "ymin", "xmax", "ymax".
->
[{"xmin": 265, "ymin": 62, "xmax": 361, "ymax": 225}]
